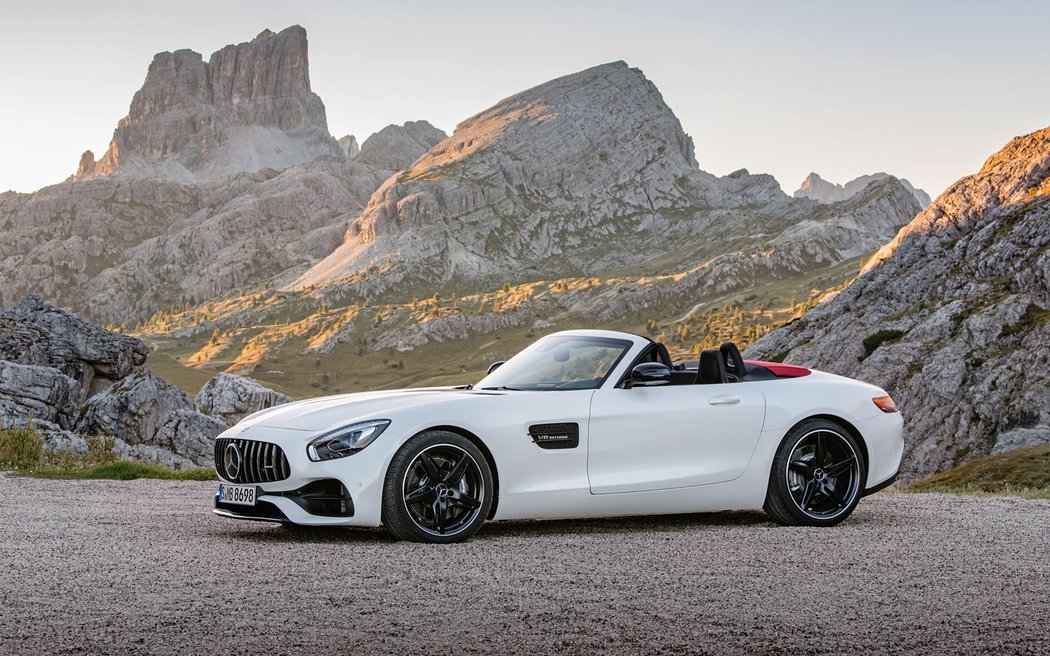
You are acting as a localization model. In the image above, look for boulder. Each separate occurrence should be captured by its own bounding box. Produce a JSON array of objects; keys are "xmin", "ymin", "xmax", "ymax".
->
[
  {"xmin": 195, "ymin": 373, "xmax": 291, "ymax": 425},
  {"xmin": 0, "ymin": 360, "xmax": 82, "ymax": 430},
  {"xmin": 76, "ymin": 371, "xmax": 225, "ymax": 466},
  {"xmin": 0, "ymin": 294, "xmax": 147, "ymax": 395}
]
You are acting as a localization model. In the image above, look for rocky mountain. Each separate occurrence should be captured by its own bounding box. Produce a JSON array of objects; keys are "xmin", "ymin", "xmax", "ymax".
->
[
  {"xmin": 749, "ymin": 126, "xmax": 1050, "ymax": 481},
  {"xmin": 293, "ymin": 62, "xmax": 922, "ymax": 299},
  {"xmin": 355, "ymin": 121, "xmax": 447, "ymax": 170},
  {"xmin": 0, "ymin": 295, "xmax": 288, "ymax": 467},
  {"xmin": 795, "ymin": 172, "xmax": 931, "ymax": 208},
  {"xmin": 0, "ymin": 27, "xmax": 445, "ymax": 324},
  {"xmin": 1, "ymin": 27, "xmax": 924, "ymax": 418},
  {"xmin": 129, "ymin": 62, "xmax": 922, "ymax": 399},
  {"xmin": 72, "ymin": 26, "xmax": 342, "ymax": 182}
]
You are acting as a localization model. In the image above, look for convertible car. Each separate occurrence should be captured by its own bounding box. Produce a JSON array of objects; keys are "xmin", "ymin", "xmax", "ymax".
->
[{"xmin": 213, "ymin": 330, "xmax": 903, "ymax": 543}]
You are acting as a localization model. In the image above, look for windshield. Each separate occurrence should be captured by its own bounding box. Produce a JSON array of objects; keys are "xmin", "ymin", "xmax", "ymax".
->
[{"xmin": 477, "ymin": 334, "xmax": 633, "ymax": 391}]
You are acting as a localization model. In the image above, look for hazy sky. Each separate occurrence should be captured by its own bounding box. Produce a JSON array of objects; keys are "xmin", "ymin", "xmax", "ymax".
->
[{"xmin": 3, "ymin": 0, "xmax": 1049, "ymax": 198}]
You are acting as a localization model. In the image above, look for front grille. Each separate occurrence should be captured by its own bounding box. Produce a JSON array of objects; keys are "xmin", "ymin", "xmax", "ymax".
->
[{"xmin": 214, "ymin": 437, "xmax": 291, "ymax": 484}]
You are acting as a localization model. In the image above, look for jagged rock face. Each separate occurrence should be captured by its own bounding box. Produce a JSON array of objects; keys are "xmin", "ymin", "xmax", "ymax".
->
[
  {"xmin": 0, "ymin": 294, "xmax": 147, "ymax": 394},
  {"xmin": 0, "ymin": 361, "xmax": 82, "ymax": 430},
  {"xmin": 0, "ymin": 161, "xmax": 391, "ymax": 324},
  {"xmin": 0, "ymin": 23, "xmax": 441, "ymax": 326},
  {"xmin": 76, "ymin": 26, "xmax": 342, "ymax": 182},
  {"xmin": 795, "ymin": 172, "xmax": 931, "ymax": 208},
  {"xmin": 195, "ymin": 373, "xmax": 291, "ymax": 425},
  {"xmin": 76, "ymin": 371, "xmax": 226, "ymax": 466},
  {"xmin": 356, "ymin": 121, "xmax": 448, "ymax": 170},
  {"xmin": 749, "ymin": 126, "xmax": 1050, "ymax": 481},
  {"xmin": 293, "ymin": 62, "xmax": 919, "ymax": 298},
  {"xmin": 0, "ymin": 296, "xmax": 225, "ymax": 466}
]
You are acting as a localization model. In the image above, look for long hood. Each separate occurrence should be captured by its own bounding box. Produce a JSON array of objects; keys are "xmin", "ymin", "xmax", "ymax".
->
[{"xmin": 238, "ymin": 387, "xmax": 487, "ymax": 433}]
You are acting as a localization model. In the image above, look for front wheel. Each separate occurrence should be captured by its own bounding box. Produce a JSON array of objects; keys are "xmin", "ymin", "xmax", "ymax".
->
[
  {"xmin": 382, "ymin": 431, "xmax": 494, "ymax": 543},
  {"xmin": 764, "ymin": 418, "xmax": 865, "ymax": 526}
]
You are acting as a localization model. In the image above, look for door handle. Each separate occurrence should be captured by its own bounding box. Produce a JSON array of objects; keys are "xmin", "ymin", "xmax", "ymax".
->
[{"xmin": 708, "ymin": 395, "xmax": 740, "ymax": 406}]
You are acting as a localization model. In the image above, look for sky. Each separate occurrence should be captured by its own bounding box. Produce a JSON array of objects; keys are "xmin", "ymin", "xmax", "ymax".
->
[{"xmin": 3, "ymin": 0, "xmax": 1050, "ymax": 198}]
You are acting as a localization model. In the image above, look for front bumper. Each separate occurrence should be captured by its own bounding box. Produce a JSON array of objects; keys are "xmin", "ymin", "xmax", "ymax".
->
[
  {"xmin": 210, "ymin": 424, "xmax": 395, "ymax": 527},
  {"xmin": 214, "ymin": 478, "xmax": 355, "ymax": 523}
]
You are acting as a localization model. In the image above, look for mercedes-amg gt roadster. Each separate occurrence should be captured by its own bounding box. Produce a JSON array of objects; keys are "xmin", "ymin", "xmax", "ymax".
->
[{"xmin": 213, "ymin": 330, "xmax": 903, "ymax": 542}]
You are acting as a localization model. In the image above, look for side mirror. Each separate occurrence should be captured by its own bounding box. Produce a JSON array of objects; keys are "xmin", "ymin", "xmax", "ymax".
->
[
  {"xmin": 629, "ymin": 362, "xmax": 671, "ymax": 388},
  {"xmin": 487, "ymin": 361, "xmax": 505, "ymax": 375}
]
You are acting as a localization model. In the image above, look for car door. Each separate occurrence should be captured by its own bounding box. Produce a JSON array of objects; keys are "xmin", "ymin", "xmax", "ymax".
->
[{"xmin": 587, "ymin": 382, "xmax": 766, "ymax": 494}]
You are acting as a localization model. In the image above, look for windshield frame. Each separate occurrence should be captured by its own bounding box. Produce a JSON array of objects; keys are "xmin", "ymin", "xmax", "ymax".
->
[{"xmin": 477, "ymin": 334, "xmax": 635, "ymax": 392}]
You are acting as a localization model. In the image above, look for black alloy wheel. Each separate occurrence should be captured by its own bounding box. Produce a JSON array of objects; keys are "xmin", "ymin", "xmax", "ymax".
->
[
  {"xmin": 765, "ymin": 418, "xmax": 865, "ymax": 526},
  {"xmin": 382, "ymin": 431, "xmax": 493, "ymax": 543}
]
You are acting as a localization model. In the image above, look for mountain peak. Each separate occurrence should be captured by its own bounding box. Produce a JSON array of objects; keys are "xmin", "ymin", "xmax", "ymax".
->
[
  {"xmin": 293, "ymin": 61, "xmax": 702, "ymax": 290},
  {"xmin": 73, "ymin": 25, "xmax": 341, "ymax": 182},
  {"xmin": 795, "ymin": 171, "xmax": 930, "ymax": 207}
]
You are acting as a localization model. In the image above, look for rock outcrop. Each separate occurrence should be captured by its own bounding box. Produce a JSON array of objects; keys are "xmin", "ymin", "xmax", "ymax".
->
[
  {"xmin": 795, "ymin": 172, "xmax": 931, "ymax": 208},
  {"xmin": 76, "ymin": 371, "xmax": 226, "ymax": 466},
  {"xmin": 195, "ymin": 372, "xmax": 290, "ymax": 425},
  {"xmin": 73, "ymin": 26, "xmax": 342, "ymax": 182},
  {"xmin": 0, "ymin": 296, "xmax": 236, "ymax": 467},
  {"xmin": 0, "ymin": 294, "xmax": 147, "ymax": 395},
  {"xmin": 749, "ymin": 126, "xmax": 1050, "ymax": 481},
  {"xmin": 0, "ymin": 361, "xmax": 82, "ymax": 431}
]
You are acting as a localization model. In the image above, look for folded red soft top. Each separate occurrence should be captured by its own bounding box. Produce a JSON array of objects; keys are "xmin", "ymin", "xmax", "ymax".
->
[{"xmin": 744, "ymin": 360, "xmax": 811, "ymax": 378}]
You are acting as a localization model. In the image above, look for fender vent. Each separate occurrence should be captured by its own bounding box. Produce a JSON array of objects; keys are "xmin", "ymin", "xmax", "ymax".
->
[{"xmin": 529, "ymin": 423, "xmax": 579, "ymax": 450}]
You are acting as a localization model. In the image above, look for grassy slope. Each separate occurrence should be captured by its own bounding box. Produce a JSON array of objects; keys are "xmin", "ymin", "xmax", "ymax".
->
[
  {"xmin": 142, "ymin": 256, "xmax": 867, "ymax": 400},
  {"xmin": 1, "ymin": 424, "xmax": 214, "ymax": 481},
  {"xmin": 28, "ymin": 461, "xmax": 215, "ymax": 481},
  {"xmin": 905, "ymin": 444, "xmax": 1050, "ymax": 499}
]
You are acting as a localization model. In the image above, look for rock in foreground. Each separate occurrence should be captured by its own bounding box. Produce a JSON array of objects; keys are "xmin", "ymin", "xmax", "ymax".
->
[
  {"xmin": 0, "ymin": 295, "xmax": 280, "ymax": 468},
  {"xmin": 195, "ymin": 372, "xmax": 291, "ymax": 425}
]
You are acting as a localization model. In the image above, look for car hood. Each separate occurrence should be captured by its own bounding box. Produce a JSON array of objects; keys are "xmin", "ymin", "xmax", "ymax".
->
[{"xmin": 237, "ymin": 387, "xmax": 490, "ymax": 433}]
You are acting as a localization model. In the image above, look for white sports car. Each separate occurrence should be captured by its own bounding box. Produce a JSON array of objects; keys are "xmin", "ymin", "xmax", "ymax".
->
[{"xmin": 213, "ymin": 330, "xmax": 903, "ymax": 543}]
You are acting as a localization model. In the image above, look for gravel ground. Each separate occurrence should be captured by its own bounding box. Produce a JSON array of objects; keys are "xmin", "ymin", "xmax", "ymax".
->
[{"xmin": 0, "ymin": 476, "xmax": 1048, "ymax": 655}]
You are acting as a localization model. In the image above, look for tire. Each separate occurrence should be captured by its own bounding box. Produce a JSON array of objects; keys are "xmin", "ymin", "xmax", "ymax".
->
[
  {"xmin": 764, "ymin": 418, "xmax": 866, "ymax": 527},
  {"xmin": 381, "ymin": 430, "xmax": 494, "ymax": 543}
]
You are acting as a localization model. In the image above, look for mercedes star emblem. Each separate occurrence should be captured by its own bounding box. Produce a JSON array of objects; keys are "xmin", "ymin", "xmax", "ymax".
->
[{"xmin": 224, "ymin": 443, "xmax": 243, "ymax": 480}]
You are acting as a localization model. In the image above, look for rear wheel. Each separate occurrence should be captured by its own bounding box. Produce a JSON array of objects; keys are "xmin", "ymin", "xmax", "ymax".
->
[
  {"xmin": 382, "ymin": 431, "xmax": 493, "ymax": 543},
  {"xmin": 764, "ymin": 418, "xmax": 865, "ymax": 526}
]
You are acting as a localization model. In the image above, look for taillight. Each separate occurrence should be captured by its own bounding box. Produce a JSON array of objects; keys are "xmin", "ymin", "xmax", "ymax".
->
[{"xmin": 873, "ymin": 395, "xmax": 898, "ymax": 413}]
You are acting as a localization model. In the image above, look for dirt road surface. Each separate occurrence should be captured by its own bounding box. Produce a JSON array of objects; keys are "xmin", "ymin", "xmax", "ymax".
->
[{"xmin": 0, "ymin": 476, "xmax": 1047, "ymax": 655}]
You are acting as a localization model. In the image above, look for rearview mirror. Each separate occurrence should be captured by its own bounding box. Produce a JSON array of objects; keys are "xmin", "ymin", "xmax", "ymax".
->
[
  {"xmin": 487, "ymin": 361, "xmax": 505, "ymax": 375},
  {"xmin": 629, "ymin": 362, "xmax": 671, "ymax": 388}
]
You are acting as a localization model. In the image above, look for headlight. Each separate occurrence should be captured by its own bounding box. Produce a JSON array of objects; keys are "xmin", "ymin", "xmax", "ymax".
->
[{"xmin": 307, "ymin": 419, "xmax": 391, "ymax": 461}]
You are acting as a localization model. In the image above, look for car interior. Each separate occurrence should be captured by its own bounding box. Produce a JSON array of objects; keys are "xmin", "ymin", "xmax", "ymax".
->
[{"xmin": 620, "ymin": 340, "xmax": 780, "ymax": 387}]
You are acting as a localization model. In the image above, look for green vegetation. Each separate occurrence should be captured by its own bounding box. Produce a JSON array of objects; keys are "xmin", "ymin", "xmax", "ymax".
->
[
  {"xmin": 0, "ymin": 422, "xmax": 213, "ymax": 481},
  {"xmin": 859, "ymin": 329, "xmax": 905, "ymax": 361},
  {"xmin": 135, "ymin": 253, "xmax": 870, "ymax": 398},
  {"xmin": 31, "ymin": 461, "xmax": 216, "ymax": 481},
  {"xmin": 0, "ymin": 422, "xmax": 44, "ymax": 468},
  {"xmin": 999, "ymin": 303, "xmax": 1050, "ymax": 338},
  {"xmin": 905, "ymin": 444, "xmax": 1050, "ymax": 499}
]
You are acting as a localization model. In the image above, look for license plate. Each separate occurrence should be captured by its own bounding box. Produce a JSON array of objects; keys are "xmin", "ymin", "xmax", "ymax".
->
[{"xmin": 218, "ymin": 483, "xmax": 257, "ymax": 506}]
